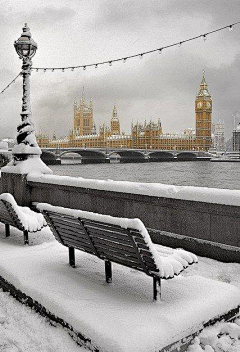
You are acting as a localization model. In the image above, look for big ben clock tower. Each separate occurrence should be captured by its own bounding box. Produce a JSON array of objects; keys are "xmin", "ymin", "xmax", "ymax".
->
[{"xmin": 195, "ymin": 71, "xmax": 212, "ymax": 151}]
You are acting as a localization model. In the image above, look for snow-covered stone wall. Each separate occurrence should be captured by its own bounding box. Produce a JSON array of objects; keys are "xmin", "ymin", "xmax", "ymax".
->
[
  {"xmin": 28, "ymin": 174, "xmax": 240, "ymax": 207},
  {"xmin": 26, "ymin": 174, "xmax": 240, "ymax": 257}
]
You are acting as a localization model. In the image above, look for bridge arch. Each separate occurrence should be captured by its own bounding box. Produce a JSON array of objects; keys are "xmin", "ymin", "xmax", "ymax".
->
[
  {"xmin": 40, "ymin": 151, "xmax": 60, "ymax": 165},
  {"xmin": 109, "ymin": 150, "xmax": 146, "ymax": 163},
  {"xmin": 148, "ymin": 151, "xmax": 174, "ymax": 162},
  {"xmin": 176, "ymin": 152, "xmax": 197, "ymax": 161},
  {"xmin": 60, "ymin": 150, "xmax": 107, "ymax": 164}
]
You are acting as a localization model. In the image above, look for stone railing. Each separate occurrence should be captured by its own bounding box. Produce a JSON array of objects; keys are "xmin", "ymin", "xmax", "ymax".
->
[{"xmin": 1, "ymin": 172, "xmax": 240, "ymax": 262}]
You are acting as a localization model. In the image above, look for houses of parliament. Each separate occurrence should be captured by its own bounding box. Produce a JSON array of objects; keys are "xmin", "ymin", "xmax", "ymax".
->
[{"xmin": 37, "ymin": 72, "xmax": 212, "ymax": 151}]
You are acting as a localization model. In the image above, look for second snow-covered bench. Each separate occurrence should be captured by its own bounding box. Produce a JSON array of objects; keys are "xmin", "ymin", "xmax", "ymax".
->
[
  {"xmin": 0, "ymin": 193, "xmax": 47, "ymax": 245},
  {"xmin": 37, "ymin": 203, "xmax": 198, "ymax": 300}
]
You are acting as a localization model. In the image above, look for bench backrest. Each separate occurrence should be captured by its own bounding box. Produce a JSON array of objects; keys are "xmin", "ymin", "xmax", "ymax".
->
[
  {"xmin": 43, "ymin": 210, "xmax": 159, "ymax": 277},
  {"xmin": 0, "ymin": 199, "xmax": 24, "ymax": 230}
]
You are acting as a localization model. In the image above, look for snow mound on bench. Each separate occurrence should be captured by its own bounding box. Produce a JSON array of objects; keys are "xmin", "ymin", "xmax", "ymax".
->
[
  {"xmin": 37, "ymin": 203, "xmax": 198, "ymax": 278},
  {"xmin": 0, "ymin": 193, "xmax": 47, "ymax": 232}
]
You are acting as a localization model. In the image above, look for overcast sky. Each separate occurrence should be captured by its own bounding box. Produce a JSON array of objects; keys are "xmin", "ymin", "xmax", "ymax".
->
[{"xmin": 0, "ymin": 0, "xmax": 240, "ymax": 140}]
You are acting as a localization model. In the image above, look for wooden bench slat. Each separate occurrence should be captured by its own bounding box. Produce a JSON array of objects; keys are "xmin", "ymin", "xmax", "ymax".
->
[
  {"xmin": 53, "ymin": 223, "xmax": 87, "ymax": 238},
  {"xmin": 47, "ymin": 211, "xmax": 80, "ymax": 222},
  {"xmin": 48, "ymin": 215, "xmax": 80, "ymax": 227},
  {"xmin": 132, "ymin": 236, "xmax": 147, "ymax": 245},
  {"xmin": 0, "ymin": 214, "xmax": 16, "ymax": 225},
  {"xmin": 85, "ymin": 224, "xmax": 130, "ymax": 241},
  {"xmin": 129, "ymin": 229, "xmax": 149, "ymax": 239},
  {"xmin": 63, "ymin": 238, "xmax": 95, "ymax": 254},
  {"xmin": 96, "ymin": 245, "xmax": 140, "ymax": 264},
  {"xmin": 0, "ymin": 201, "xmax": 25, "ymax": 231},
  {"xmin": 49, "ymin": 218, "xmax": 84, "ymax": 232},
  {"xmin": 94, "ymin": 239, "xmax": 140, "ymax": 258},
  {"xmin": 0, "ymin": 206, "xmax": 12, "ymax": 217},
  {"xmin": 81, "ymin": 219, "xmax": 131, "ymax": 235},
  {"xmin": 139, "ymin": 248, "xmax": 154, "ymax": 258},
  {"xmin": 88, "ymin": 229, "xmax": 131, "ymax": 245},
  {"xmin": 59, "ymin": 233, "xmax": 93, "ymax": 249},
  {"xmin": 134, "ymin": 241, "xmax": 150, "ymax": 251},
  {"xmin": 61, "ymin": 234, "xmax": 92, "ymax": 249},
  {"xmin": 98, "ymin": 251, "xmax": 144, "ymax": 271},
  {"xmin": 57, "ymin": 229, "xmax": 91, "ymax": 244},
  {"xmin": 91, "ymin": 235, "xmax": 139, "ymax": 253},
  {"xmin": 142, "ymin": 255, "xmax": 158, "ymax": 267}
]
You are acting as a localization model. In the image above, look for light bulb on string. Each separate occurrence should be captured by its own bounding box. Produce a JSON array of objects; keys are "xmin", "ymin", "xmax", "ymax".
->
[
  {"xmin": 123, "ymin": 58, "xmax": 127, "ymax": 63},
  {"xmin": 71, "ymin": 67, "xmax": 74, "ymax": 71},
  {"xmin": 83, "ymin": 66, "xmax": 86, "ymax": 71},
  {"xmin": 229, "ymin": 25, "xmax": 233, "ymax": 32},
  {"xmin": 44, "ymin": 69, "xmax": 46, "ymax": 73},
  {"xmin": 36, "ymin": 69, "xmax": 39, "ymax": 72},
  {"xmin": 109, "ymin": 61, "xmax": 112, "ymax": 66},
  {"xmin": 178, "ymin": 42, "xmax": 182, "ymax": 47},
  {"xmin": 52, "ymin": 69, "xmax": 55, "ymax": 72},
  {"xmin": 62, "ymin": 68, "xmax": 65, "ymax": 72},
  {"xmin": 203, "ymin": 34, "xmax": 207, "ymax": 42},
  {"xmin": 139, "ymin": 53, "xmax": 143, "ymax": 59},
  {"xmin": 158, "ymin": 48, "xmax": 162, "ymax": 54},
  {"xmin": 95, "ymin": 64, "xmax": 98, "ymax": 69}
]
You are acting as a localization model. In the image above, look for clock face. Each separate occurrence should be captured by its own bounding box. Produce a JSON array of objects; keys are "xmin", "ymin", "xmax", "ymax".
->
[
  {"xmin": 197, "ymin": 102, "xmax": 202, "ymax": 108},
  {"xmin": 206, "ymin": 102, "xmax": 211, "ymax": 109}
]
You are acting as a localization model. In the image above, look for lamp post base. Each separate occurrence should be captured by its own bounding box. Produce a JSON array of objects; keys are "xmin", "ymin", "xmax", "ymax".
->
[{"xmin": 2, "ymin": 155, "xmax": 53, "ymax": 175}]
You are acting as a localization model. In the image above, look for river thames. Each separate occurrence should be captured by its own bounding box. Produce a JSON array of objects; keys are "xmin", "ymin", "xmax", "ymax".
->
[{"xmin": 50, "ymin": 161, "xmax": 240, "ymax": 190}]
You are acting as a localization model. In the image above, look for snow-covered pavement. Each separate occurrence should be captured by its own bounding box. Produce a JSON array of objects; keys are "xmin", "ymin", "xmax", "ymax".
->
[
  {"xmin": 0, "ymin": 224, "xmax": 239, "ymax": 352},
  {"xmin": 0, "ymin": 290, "xmax": 88, "ymax": 352}
]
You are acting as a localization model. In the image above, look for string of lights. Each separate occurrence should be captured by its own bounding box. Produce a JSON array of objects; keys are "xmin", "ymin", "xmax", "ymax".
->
[
  {"xmin": 0, "ymin": 72, "xmax": 21, "ymax": 95},
  {"xmin": 31, "ymin": 21, "xmax": 240, "ymax": 72}
]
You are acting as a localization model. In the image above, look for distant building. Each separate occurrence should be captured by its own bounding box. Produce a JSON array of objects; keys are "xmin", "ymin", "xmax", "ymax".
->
[
  {"xmin": 37, "ymin": 72, "xmax": 212, "ymax": 151},
  {"xmin": 233, "ymin": 123, "xmax": 240, "ymax": 151},
  {"xmin": 73, "ymin": 90, "xmax": 94, "ymax": 136},
  {"xmin": 212, "ymin": 120, "xmax": 225, "ymax": 151},
  {"xmin": 195, "ymin": 71, "xmax": 212, "ymax": 151}
]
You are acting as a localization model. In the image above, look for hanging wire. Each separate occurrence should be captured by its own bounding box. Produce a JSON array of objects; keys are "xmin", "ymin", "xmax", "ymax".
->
[
  {"xmin": 0, "ymin": 72, "xmax": 21, "ymax": 95},
  {"xmin": 31, "ymin": 21, "xmax": 240, "ymax": 72}
]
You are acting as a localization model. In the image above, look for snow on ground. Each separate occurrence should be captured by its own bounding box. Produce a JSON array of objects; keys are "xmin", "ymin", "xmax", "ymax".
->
[
  {"xmin": 186, "ymin": 320, "xmax": 240, "ymax": 352},
  {"xmin": 0, "ymin": 224, "xmax": 238, "ymax": 351},
  {"xmin": 0, "ymin": 290, "xmax": 88, "ymax": 352},
  {"xmin": 182, "ymin": 260, "xmax": 240, "ymax": 351},
  {"xmin": 0, "ymin": 227, "xmax": 88, "ymax": 352}
]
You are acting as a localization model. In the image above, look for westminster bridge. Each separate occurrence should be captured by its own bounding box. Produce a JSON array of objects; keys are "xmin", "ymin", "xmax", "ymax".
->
[{"xmin": 41, "ymin": 147, "xmax": 211, "ymax": 164}]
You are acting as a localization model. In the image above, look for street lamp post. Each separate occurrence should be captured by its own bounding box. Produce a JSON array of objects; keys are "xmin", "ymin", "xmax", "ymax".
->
[
  {"xmin": 12, "ymin": 23, "xmax": 41, "ymax": 162},
  {"xmin": 1, "ymin": 24, "xmax": 51, "ymax": 205}
]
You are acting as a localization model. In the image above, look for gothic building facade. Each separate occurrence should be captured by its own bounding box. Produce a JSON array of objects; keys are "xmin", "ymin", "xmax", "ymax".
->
[{"xmin": 37, "ymin": 72, "xmax": 212, "ymax": 151}]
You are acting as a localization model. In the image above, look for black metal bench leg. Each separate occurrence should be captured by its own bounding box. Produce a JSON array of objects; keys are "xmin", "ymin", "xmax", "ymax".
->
[
  {"xmin": 5, "ymin": 224, "xmax": 10, "ymax": 238},
  {"xmin": 23, "ymin": 231, "xmax": 29, "ymax": 245},
  {"xmin": 69, "ymin": 247, "xmax": 75, "ymax": 268},
  {"xmin": 105, "ymin": 260, "xmax": 112, "ymax": 283},
  {"xmin": 153, "ymin": 277, "xmax": 161, "ymax": 300}
]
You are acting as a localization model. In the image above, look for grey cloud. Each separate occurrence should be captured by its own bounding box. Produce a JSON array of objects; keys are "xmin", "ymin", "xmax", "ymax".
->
[
  {"xmin": 95, "ymin": 0, "xmax": 240, "ymax": 31},
  {"xmin": 29, "ymin": 6, "xmax": 76, "ymax": 24}
]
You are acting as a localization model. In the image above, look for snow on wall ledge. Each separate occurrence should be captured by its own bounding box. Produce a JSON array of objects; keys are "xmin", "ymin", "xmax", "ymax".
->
[{"xmin": 28, "ymin": 173, "xmax": 240, "ymax": 207}]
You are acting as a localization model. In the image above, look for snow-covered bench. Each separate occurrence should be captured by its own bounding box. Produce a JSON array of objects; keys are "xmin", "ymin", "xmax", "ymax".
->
[
  {"xmin": 0, "ymin": 194, "xmax": 47, "ymax": 245},
  {"xmin": 37, "ymin": 203, "xmax": 198, "ymax": 300}
]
